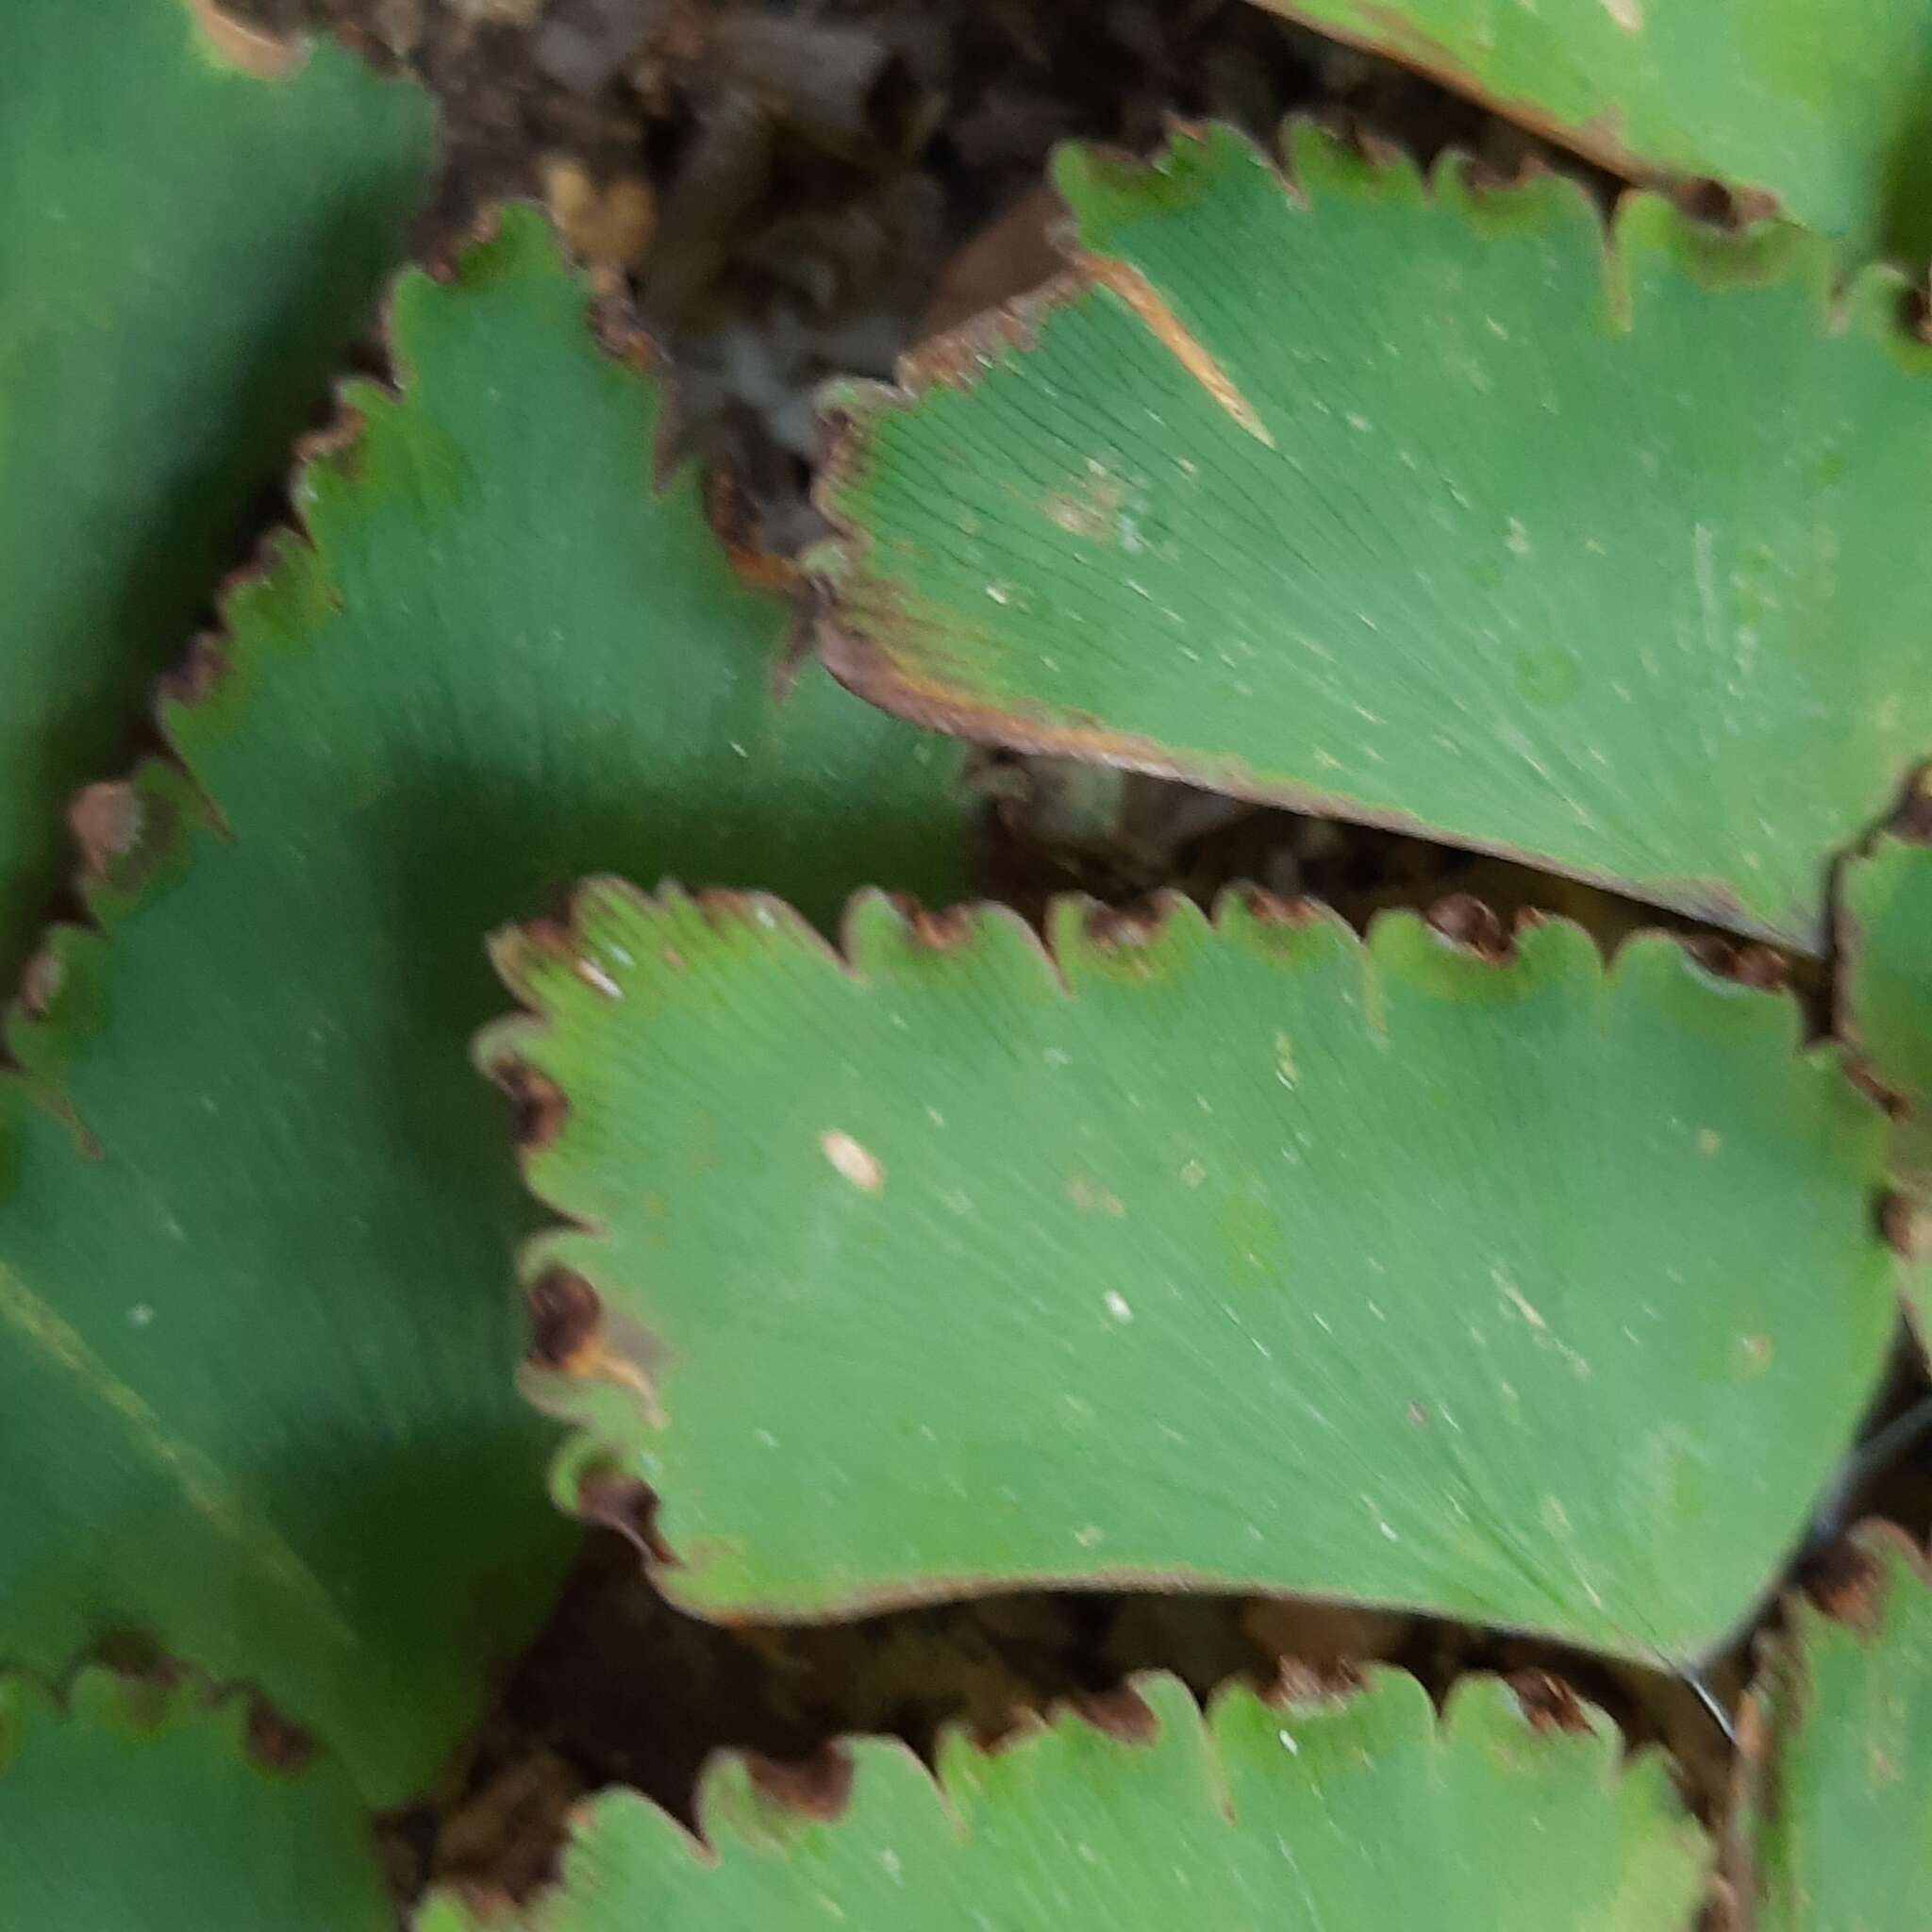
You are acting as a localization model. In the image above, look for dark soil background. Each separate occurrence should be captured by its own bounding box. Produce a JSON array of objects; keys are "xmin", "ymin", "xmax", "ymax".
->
[{"xmin": 223, "ymin": 0, "xmax": 1932, "ymax": 1907}]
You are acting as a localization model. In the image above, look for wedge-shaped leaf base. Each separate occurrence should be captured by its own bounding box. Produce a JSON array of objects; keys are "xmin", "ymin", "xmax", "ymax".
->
[
  {"xmin": 488, "ymin": 884, "xmax": 1893, "ymax": 1662},
  {"xmin": 0, "ymin": 1669, "xmax": 390, "ymax": 1930},
  {"xmin": 816, "ymin": 125, "xmax": 1932, "ymax": 949},
  {"xmin": 0, "ymin": 211, "xmax": 970, "ymax": 1803},
  {"xmin": 424, "ymin": 1669, "xmax": 1704, "ymax": 1929},
  {"xmin": 1749, "ymin": 1526, "xmax": 1932, "ymax": 1930}
]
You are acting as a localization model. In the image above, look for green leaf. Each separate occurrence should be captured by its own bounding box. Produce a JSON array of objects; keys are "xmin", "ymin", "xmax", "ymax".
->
[
  {"xmin": 0, "ymin": 210, "xmax": 971, "ymax": 1803},
  {"xmin": 484, "ymin": 880, "xmax": 1892, "ymax": 1663},
  {"xmin": 0, "ymin": 1667, "xmax": 390, "ymax": 1929},
  {"xmin": 1749, "ymin": 1526, "xmax": 1932, "ymax": 1930},
  {"xmin": 815, "ymin": 124, "xmax": 1932, "ymax": 950},
  {"xmin": 0, "ymin": 0, "xmax": 432, "ymax": 974},
  {"xmin": 1840, "ymin": 829, "xmax": 1932, "ymax": 1190},
  {"xmin": 420, "ymin": 1669, "xmax": 1707, "ymax": 1929},
  {"xmin": 1244, "ymin": 0, "xmax": 1932, "ymax": 260}
]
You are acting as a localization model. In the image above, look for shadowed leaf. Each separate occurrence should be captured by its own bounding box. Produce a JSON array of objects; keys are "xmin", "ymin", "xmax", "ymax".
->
[
  {"xmin": 0, "ymin": 211, "xmax": 971, "ymax": 1802},
  {"xmin": 1841, "ymin": 829, "xmax": 1932, "ymax": 1190},
  {"xmin": 0, "ymin": 0, "xmax": 432, "ymax": 976},
  {"xmin": 0, "ymin": 1667, "xmax": 390, "ymax": 1929}
]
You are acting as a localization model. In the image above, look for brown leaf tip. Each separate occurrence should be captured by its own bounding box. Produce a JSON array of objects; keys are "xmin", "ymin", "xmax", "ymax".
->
[
  {"xmin": 1266, "ymin": 1657, "xmax": 1363, "ymax": 1711},
  {"xmin": 1890, "ymin": 768, "xmax": 1932, "ymax": 843},
  {"xmin": 494, "ymin": 1058, "xmax": 571, "ymax": 1157},
  {"xmin": 893, "ymin": 283, "xmax": 1068, "ymax": 397},
  {"xmin": 16, "ymin": 944, "xmax": 64, "ymax": 1023},
  {"xmin": 1077, "ymin": 896, "xmax": 1181, "ymax": 955},
  {"xmin": 1425, "ymin": 892, "xmax": 1512, "ymax": 962},
  {"xmin": 746, "ymin": 1743, "xmax": 856, "ymax": 1823},
  {"xmin": 68, "ymin": 783, "xmax": 144, "ymax": 887},
  {"xmin": 575, "ymin": 1469, "xmax": 676, "ymax": 1565},
  {"xmin": 1880, "ymin": 1191, "xmax": 1932, "ymax": 1261},
  {"xmin": 1685, "ymin": 936, "xmax": 1789, "ymax": 992},
  {"xmin": 703, "ymin": 463, "xmax": 801, "ymax": 596},
  {"xmin": 526, "ymin": 1268, "xmax": 604, "ymax": 1371},
  {"xmin": 904, "ymin": 901, "xmax": 978, "ymax": 952},
  {"xmin": 1507, "ymin": 1669, "xmax": 1592, "ymax": 1737},
  {"xmin": 1803, "ymin": 1535, "xmax": 1893, "ymax": 1632},
  {"xmin": 187, "ymin": 0, "xmax": 305, "ymax": 79},
  {"xmin": 1226, "ymin": 884, "xmax": 1327, "ymax": 928},
  {"xmin": 244, "ymin": 1697, "xmax": 317, "ymax": 1774},
  {"xmin": 1069, "ymin": 1682, "xmax": 1160, "ymax": 1745},
  {"xmin": 160, "ymin": 633, "xmax": 232, "ymax": 715}
]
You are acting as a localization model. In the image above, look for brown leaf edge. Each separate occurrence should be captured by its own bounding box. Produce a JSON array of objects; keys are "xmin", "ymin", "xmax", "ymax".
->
[
  {"xmin": 1731, "ymin": 1519, "xmax": 1932, "ymax": 1924},
  {"xmin": 420, "ymin": 1663, "xmax": 1707, "ymax": 1923},
  {"xmin": 806, "ymin": 117, "xmax": 1932, "ymax": 953},
  {"xmin": 0, "ymin": 199, "xmax": 749, "ymax": 1144},
  {"xmin": 1829, "ymin": 774, "xmax": 1932, "ymax": 1077},
  {"xmin": 1235, "ymin": 0, "xmax": 1784, "ymax": 223},
  {"xmin": 185, "ymin": 0, "xmax": 309, "ymax": 81},
  {"xmin": 475, "ymin": 872, "xmax": 1884, "ymax": 1629},
  {"xmin": 0, "ymin": 1656, "xmax": 330, "ymax": 1787},
  {"xmin": 0, "ymin": 207, "xmax": 742, "ymax": 1807}
]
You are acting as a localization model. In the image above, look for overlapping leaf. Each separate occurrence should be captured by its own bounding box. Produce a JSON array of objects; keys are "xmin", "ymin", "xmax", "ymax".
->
[
  {"xmin": 1841, "ymin": 828, "xmax": 1932, "ymax": 1190},
  {"xmin": 0, "ymin": 0, "xmax": 432, "ymax": 975},
  {"xmin": 486, "ymin": 881, "xmax": 1892, "ymax": 1661},
  {"xmin": 0, "ymin": 1667, "xmax": 389, "ymax": 1929},
  {"xmin": 1243, "ymin": 0, "xmax": 1932, "ymax": 259},
  {"xmin": 421, "ymin": 1670, "xmax": 1705, "ymax": 1929},
  {"xmin": 815, "ymin": 124, "xmax": 1932, "ymax": 950},
  {"xmin": 0, "ymin": 210, "xmax": 971, "ymax": 1802},
  {"xmin": 1748, "ymin": 1526, "xmax": 1932, "ymax": 1929}
]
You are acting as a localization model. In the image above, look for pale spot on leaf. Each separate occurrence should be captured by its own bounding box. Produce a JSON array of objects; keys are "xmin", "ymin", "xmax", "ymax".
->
[{"xmin": 820, "ymin": 1130, "xmax": 885, "ymax": 1191}]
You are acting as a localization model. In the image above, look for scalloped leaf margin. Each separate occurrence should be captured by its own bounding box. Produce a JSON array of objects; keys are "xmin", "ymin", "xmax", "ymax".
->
[
  {"xmin": 1747, "ymin": 1524, "xmax": 1932, "ymax": 1930},
  {"xmin": 812, "ymin": 121, "xmax": 1932, "ymax": 951},
  {"xmin": 481, "ymin": 877, "xmax": 1896, "ymax": 1663},
  {"xmin": 1243, "ymin": 0, "xmax": 1932, "ymax": 258},
  {"xmin": 0, "ymin": 0, "xmax": 432, "ymax": 976},
  {"xmin": 0, "ymin": 201, "xmax": 971, "ymax": 1807},
  {"xmin": 421, "ymin": 1667, "xmax": 1707, "ymax": 1928},
  {"xmin": 0, "ymin": 1666, "xmax": 390, "ymax": 1930}
]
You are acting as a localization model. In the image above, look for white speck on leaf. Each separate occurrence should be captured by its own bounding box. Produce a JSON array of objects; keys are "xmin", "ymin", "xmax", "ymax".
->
[
  {"xmin": 1105, "ymin": 1291, "xmax": 1134, "ymax": 1324},
  {"xmin": 575, "ymin": 958, "xmax": 622, "ymax": 999},
  {"xmin": 1274, "ymin": 1032, "xmax": 1297, "ymax": 1087},
  {"xmin": 820, "ymin": 1130, "xmax": 885, "ymax": 1191}
]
